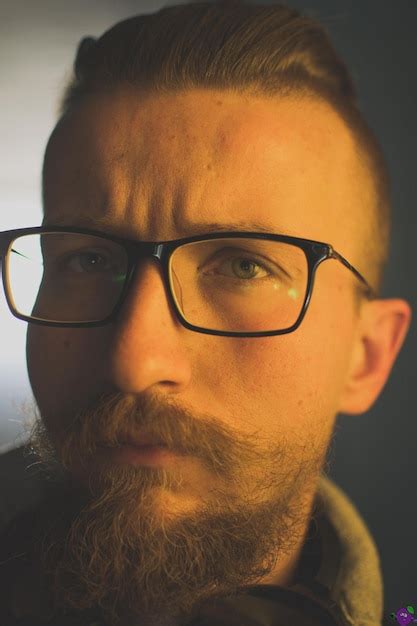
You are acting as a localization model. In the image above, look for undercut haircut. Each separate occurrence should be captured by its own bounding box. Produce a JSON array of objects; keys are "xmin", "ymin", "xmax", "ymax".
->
[{"xmin": 53, "ymin": 0, "xmax": 391, "ymax": 304}]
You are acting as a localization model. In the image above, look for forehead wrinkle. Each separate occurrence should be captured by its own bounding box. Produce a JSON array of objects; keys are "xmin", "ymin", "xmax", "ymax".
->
[
  {"xmin": 45, "ymin": 91, "xmax": 277, "ymax": 234},
  {"xmin": 44, "ymin": 90, "xmax": 365, "ymax": 259},
  {"xmin": 42, "ymin": 93, "xmax": 268, "ymax": 238}
]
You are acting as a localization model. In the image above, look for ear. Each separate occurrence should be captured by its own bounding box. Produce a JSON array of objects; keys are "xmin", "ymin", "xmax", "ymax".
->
[{"xmin": 338, "ymin": 298, "xmax": 412, "ymax": 415}]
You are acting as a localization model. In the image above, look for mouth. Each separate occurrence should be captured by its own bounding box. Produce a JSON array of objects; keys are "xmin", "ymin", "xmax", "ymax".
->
[
  {"xmin": 120, "ymin": 437, "xmax": 167, "ymax": 448},
  {"xmin": 121, "ymin": 437, "xmax": 168, "ymax": 448},
  {"xmin": 103, "ymin": 443, "xmax": 183, "ymax": 467},
  {"xmin": 100, "ymin": 433, "xmax": 169, "ymax": 449}
]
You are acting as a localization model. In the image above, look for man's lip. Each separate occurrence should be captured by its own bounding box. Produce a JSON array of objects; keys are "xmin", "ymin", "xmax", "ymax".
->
[
  {"xmin": 121, "ymin": 442, "xmax": 168, "ymax": 450},
  {"xmin": 97, "ymin": 440, "xmax": 191, "ymax": 460},
  {"xmin": 99, "ymin": 434, "xmax": 189, "ymax": 455},
  {"xmin": 120, "ymin": 437, "xmax": 168, "ymax": 448}
]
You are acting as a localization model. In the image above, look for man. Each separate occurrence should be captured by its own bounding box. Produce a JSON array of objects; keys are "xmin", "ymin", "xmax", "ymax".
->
[{"xmin": 0, "ymin": 1, "xmax": 412, "ymax": 624}]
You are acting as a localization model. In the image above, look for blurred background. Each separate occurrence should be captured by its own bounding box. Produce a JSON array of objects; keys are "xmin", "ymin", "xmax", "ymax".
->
[{"xmin": 0, "ymin": 0, "xmax": 416, "ymax": 621}]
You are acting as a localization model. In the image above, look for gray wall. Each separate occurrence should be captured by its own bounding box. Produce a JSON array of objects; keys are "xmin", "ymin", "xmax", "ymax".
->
[{"xmin": 0, "ymin": 1, "xmax": 415, "ymax": 622}]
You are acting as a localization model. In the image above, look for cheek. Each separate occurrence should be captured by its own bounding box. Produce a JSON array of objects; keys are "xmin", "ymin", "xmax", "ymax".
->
[
  {"xmin": 26, "ymin": 326, "xmax": 85, "ymax": 416},
  {"xmin": 292, "ymin": 330, "xmax": 351, "ymax": 417},
  {"xmin": 26, "ymin": 326, "xmax": 61, "ymax": 416},
  {"xmin": 228, "ymin": 326, "xmax": 350, "ymax": 435},
  {"xmin": 226, "ymin": 339, "xmax": 311, "ymax": 431},
  {"xmin": 27, "ymin": 325, "xmax": 53, "ymax": 394}
]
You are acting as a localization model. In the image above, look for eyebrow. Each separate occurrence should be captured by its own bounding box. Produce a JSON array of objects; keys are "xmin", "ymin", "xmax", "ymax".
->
[{"xmin": 44, "ymin": 214, "xmax": 288, "ymax": 237}]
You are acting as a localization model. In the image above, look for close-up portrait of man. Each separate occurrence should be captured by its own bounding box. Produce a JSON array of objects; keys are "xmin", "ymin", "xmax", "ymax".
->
[{"xmin": 0, "ymin": 1, "xmax": 414, "ymax": 625}]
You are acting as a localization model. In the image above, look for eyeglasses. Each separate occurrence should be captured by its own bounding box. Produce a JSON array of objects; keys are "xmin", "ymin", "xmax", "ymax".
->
[{"xmin": 0, "ymin": 226, "xmax": 375, "ymax": 338}]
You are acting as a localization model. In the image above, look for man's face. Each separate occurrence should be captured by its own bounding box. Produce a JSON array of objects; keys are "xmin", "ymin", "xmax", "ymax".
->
[{"xmin": 25, "ymin": 89, "xmax": 370, "ymax": 625}]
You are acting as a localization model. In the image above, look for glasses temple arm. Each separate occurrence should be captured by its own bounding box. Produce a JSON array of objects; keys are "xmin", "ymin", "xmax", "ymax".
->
[{"xmin": 329, "ymin": 248, "xmax": 376, "ymax": 299}]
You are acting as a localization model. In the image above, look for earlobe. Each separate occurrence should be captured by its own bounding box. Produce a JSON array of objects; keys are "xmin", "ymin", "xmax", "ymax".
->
[{"xmin": 337, "ymin": 298, "xmax": 412, "ymax": 415}]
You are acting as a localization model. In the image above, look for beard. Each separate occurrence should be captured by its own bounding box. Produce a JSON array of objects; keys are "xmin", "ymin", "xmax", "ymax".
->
[{"xmin": 17, "ymin": 392, "xmax": 326, "ymax": 626}]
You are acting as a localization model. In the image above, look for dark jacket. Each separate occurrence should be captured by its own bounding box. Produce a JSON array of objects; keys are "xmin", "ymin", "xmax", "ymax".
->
[{"xmin": 0, "ymin": 445, "xmax": 383, "ymax": 625}]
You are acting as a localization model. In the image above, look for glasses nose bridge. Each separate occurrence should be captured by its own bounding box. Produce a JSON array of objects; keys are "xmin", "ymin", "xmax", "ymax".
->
[
  {"xmin": 128, "ymin": 240, "xmax": 167, "ymax": 267},
  {"xmin": 125, "ymin": 241, "xmax": 176, "ymax": 295}
]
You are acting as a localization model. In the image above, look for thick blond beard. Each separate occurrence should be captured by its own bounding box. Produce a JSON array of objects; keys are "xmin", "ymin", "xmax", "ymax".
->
[{"xmin": 17, "ymin": 396, "xmax": 327, "ymax": 626}]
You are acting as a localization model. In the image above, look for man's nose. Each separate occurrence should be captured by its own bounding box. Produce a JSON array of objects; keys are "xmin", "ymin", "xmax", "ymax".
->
[{"xmin": 104, "ymin": 261, "xmax": 192, "ymax": 394}]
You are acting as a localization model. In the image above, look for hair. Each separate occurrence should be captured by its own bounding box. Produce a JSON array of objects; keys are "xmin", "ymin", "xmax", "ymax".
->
[{"xmin": 55, "ymin": 0, "xmax": 391, "ymax": 303}]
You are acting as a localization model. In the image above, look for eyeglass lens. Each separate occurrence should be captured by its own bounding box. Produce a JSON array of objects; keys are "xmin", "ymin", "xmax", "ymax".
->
[{"xmin": 5, "ymin": 232, "xmax": 309, "ymax": 332}]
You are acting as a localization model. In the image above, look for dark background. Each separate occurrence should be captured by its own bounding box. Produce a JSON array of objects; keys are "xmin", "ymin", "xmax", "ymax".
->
[{"xmin": 0, "ymin": 1, "xmax": 415, "ymax": 622}]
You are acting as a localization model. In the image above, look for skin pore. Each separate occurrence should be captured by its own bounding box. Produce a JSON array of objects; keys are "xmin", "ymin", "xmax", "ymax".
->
[{"xmin": 22, "ymin": 89, "xmax": 411, "ymax": 626}]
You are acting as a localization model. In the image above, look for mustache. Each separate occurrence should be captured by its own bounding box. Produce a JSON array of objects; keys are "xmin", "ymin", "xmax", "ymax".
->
[
  {"xmin": 64, "ymin": 392, "xmax": 206, "ymax": 453},
  {"xmin": 47, "ymin": 391, "xmax": 263, "ymax": 478}
]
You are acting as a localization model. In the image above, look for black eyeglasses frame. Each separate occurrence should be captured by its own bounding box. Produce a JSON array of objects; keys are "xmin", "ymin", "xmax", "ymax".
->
[{"xmin": 0, "ymin": 226, "xmax": 375, "ymax": 337}]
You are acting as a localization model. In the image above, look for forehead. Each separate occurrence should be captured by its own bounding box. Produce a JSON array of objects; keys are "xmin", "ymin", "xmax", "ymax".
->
[{"xmin": 43, "ymin": 88, "xmax": 369, "ymax": 250}]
